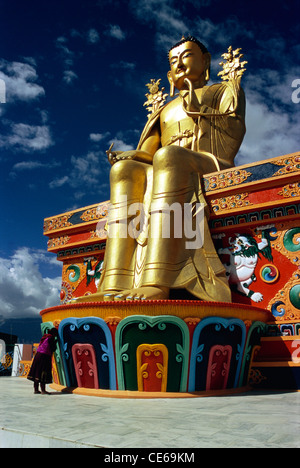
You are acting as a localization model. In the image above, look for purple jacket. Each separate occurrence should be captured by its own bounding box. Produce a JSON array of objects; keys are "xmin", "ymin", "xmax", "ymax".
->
[{"xmin": 37, "ymin": 335, "xmax": 53, "ymax": 355}]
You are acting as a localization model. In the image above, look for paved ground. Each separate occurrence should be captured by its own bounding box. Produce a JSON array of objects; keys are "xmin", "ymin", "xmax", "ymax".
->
[{"xmin": 0, "ymin": 377, "xmax": 299, "ymax": 448}]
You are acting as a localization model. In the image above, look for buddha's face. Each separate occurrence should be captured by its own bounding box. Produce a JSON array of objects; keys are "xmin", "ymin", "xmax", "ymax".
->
[{"xmin": 168, "ymin": 41, "xmax": 209, "ymax": 91}]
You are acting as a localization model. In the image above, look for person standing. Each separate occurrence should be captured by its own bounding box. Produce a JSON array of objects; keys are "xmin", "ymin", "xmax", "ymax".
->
[{"xmin": 27, "ymin": 328, "xmax": 58, "ymax": 394}]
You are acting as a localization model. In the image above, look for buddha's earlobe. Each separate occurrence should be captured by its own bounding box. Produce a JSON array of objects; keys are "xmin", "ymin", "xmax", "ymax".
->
[
  {"xmin": 205, "ymin": 67, "xmax": 210, "ymax": 83},
  {"xmin": 170, "ymin": 81, "xmax": 175, "ymax": 97},
  {"xmin": 167, "ymin": 71, "xmax": 175, "ymax": 97},
  {"xmin": 204, "ymin": 53, "xmax": 211, "ymax": 83}
]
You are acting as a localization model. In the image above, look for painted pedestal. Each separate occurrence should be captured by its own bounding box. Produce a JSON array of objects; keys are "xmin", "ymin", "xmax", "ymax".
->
[{"xmin": 41, "ymin": 300, "xmax": 271, "ymax": 397}]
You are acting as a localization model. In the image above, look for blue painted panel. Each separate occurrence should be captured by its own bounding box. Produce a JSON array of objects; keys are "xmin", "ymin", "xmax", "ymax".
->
[
  {"xmin": 188, "ymin": 317, "xmax": 246, "ymax": 391},
  {"xmin": 58, "ymin": 317, "xmax": 116, "ymax": 389}
]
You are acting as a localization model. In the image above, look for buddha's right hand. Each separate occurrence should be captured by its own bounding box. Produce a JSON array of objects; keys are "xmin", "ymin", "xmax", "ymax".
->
[{"xmin": 106, "ymin": 143, "xmax": 137, "ymax": 165}]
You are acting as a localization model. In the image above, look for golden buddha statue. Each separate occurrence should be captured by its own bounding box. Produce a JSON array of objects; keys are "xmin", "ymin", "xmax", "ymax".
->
[{"xmin": 76, "ymin": 36, "xmax": 246, "ymax": 303}]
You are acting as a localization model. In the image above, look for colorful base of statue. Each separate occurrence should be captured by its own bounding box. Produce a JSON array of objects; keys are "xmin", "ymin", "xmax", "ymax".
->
[{"xmin": 41, "ymin": 300, "xmax": 271, "ymax": 397}]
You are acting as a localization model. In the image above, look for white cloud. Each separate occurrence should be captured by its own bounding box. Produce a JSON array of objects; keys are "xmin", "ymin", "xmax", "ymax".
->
[
  {"xmin": 70, "ymin": 29, "xmax": 83, "ymax": 39},
  {"xmin": 0, "ymin": 60, "xmax": 54, "ymax": 154},
  {"xmin": 69, "ymin": 27, "xmax": 100, "ymax": 44},
  {"xmin": 235, "ymin": 65, "xmax": 300, "ymax": 165},
  {"xmin": 49, "ymin": 150, "xmax": 110, "ymax": 197},
  {"xmin": 49, "ymin": 175, "xmax": 69, "ymax": 189},
  {"xmin": 49, "ymin": 133, "xmax": 135, "ymax": 195},
  {"xmin": 0, "ymin": 122, "xmax": 54, "ymax": 152},
  {"xmin": 0, "ymin": 248, "xmax": 61, "ymax": 319},
  {"xmin": 194, "ymin": 16, "xmax": 254, "ymax": 48},
  {"xmin": 12, "ymin": 160, "xmax": 60, "ymax": 172},
  {"xmin": 56, "ymin": 35, "xmax": 68, "ymax": 45},
  {"xmin": 63, "ymin": 70, "xmax": 78, "ymax": 84},
  {"xmin": 130, "ymin": 0, "xmax": 188, "ymax": 47},
  {"xmin": 55, "ymin": 36, "xmax": 78, "ymax": 85},
  {"xmin": 87, "ymin": 28, "xmax": 100, "ymax": 43},
  {"xmin": 106, "ymin": 24, "xmax": 126, "ymax": 40},
  {"xmin": 244, "ymin": 68, "xmax": 300, "ymax": 108},
  {"xmin": 152, "ymin": 9, "xmax": 187, "ymax": 34},
  {"xmin": 236, "ymin": 93, "xmax": 300, "ymax": 166},
  {"xmin": 70, "ymin": 151, "xmax": 101, "ymax": 184},
  {"xmin": 0, "ymin": 59, "xmax": 45, "ymax": 102},
  {"xmin": 13, "ymin": 161, "xmax": 44, "ymax": 171},
  {"xmin": 110, "ymin": 61, "xmax": 136, "ymax": 70},
  {"xmin": 129, "ymin": 1, "xmax": 252, "ymax": 55},
  {"xmin": 89, "ymin": 132, "xmax": 110, "ymax": 142},
  {"xmin": 108, "ymin": 138, "xmax": 135, "ymax": 152},
  {"xmin": 55, "ymin": 37, "xmax": 74, "ymax": 64}
]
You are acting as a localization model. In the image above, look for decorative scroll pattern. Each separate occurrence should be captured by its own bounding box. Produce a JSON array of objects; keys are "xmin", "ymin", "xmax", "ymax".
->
[
  {"xmin": 239, "ymin": 321, "xmax": 267, "ymax": 386},
  {"xmin": 278, "ymin": 182, "xmax": 300, "ymax": 198},
  {"xmin": 204, "ymin": 169, "xmax": 251, "ymax": 192},
  {"xmin": 211, "ymin": 193, "xmax": 251, "ymax": 213},
  {"xmin": 271, "ymin": 155, "xmax": 300, "ymax": 177},
  {"xmin": 72, "ymin": 343, "xmax": 99, "ymax": 389},
  {"xmin": 137, "ymin": 343, "xmax": 168, "ymax": 392},
  {"xmin": 115, "ymin": 315, "xmax": 189, "ymax": 392},
  {"xmin": 206, "ymin": 345, "xmax": 232, "ymax": 390},
  {"xmin": 269, "ymin": 274, "xmax": 300, "ymax": 320},
  {"xmin": 189, "ymin": 317, "xmax": 246, "ymax": 392},
  {"xmin": 18, "ymin": 360, "xmax": 31, "ymax": 377},
  {"xmin": 267, "ymin": 225, "xmax": 300, "ymax": 320},
  {"xmin": 44, "ymin": 202, "xmax": 109, "ymax": 234},
  {"xmin": 48, "ymin": 236, "xmax": 70, "ymax": 249},
  {"xmin": 248, "ymin": 367, "xmax": 267, "ymax": 385},
  {"xmin": 0, "ymin": 352, "xmax": 13, "ymax": 370},
  {"xmin": 80, "ymin": 205, "xmax": 109, "ymax": 222},
  {"xmin": 60, "ymin": 281, "xmax": 73, "ymax": 303},
  {"xmin": 43, "ymin": 214, "xmax": 72, "ymax": 232}
]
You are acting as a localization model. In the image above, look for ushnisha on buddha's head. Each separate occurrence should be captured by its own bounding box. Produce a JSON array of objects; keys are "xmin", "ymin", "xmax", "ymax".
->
[{"xmin": 167, "ymin": 36, "xmax": 211, "ymax": 95}]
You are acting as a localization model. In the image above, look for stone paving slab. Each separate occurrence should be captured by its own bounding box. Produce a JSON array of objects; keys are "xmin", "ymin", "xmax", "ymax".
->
[{"xmin": 0, "ymin": 377, "xmax": 299, "ymax": 448}]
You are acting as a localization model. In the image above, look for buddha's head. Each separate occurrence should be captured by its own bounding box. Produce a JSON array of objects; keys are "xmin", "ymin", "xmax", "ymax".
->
[{"xmin": 168, "ymin": 36, "xmax": 211, "ymax": 95}]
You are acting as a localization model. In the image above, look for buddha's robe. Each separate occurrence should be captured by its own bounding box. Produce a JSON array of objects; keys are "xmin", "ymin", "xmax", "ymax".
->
[{"xmin": 100, "ymin": 82, "xmax": 245, "ymax": 301}]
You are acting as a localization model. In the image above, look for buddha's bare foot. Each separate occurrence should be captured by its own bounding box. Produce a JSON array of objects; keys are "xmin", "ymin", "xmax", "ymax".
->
[
  {"xmin": 70, "ymin": 291, "xmax": 120, "ymax": 303},
  {"xmin": 114, "ymin": 286, "xmax": 169, "ymax": 301},
  {"xmin": 103, "ymin": 291, "xmax": 122, "ymax": 301}
]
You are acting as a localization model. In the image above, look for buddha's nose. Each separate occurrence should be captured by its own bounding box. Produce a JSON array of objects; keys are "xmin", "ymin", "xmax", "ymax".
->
[{"xmin": 176, "ymin": 57, "xmax": 185, "ymax": 72}]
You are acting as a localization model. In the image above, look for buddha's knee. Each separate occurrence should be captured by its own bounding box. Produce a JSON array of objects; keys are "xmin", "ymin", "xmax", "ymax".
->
[
  {"xmin": 110, "ymin": 159, "xmax": 146, "ymax": 184},
  {"xmin": 153, "ymin": 146, "xmax": 186, "ymax": 170}
]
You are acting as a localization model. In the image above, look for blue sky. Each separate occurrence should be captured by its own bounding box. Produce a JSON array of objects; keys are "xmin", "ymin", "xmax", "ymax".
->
[{"xmin": 0, "ymin": 0, "xmax": 299, "ymax": 339}]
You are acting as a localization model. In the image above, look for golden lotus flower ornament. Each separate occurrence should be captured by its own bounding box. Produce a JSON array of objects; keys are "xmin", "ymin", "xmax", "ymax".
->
[
  {"xmin": 144, "ymin": 78, "xmax": 168, "ymax": 116},
  {"xmin": 218, "ymin": 46, "xmax": 247, "ymax": 82}
]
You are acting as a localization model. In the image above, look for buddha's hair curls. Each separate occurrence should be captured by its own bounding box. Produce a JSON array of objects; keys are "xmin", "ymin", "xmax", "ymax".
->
[{"xmin": 168, "ymin": 35, "xmax": 209, "ymax": 56}]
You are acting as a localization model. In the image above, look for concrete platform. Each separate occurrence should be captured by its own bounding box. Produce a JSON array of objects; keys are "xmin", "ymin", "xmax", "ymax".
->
[{"xmin": 0, "ymin": 377, "xmax": 299, "ymax": 448}]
